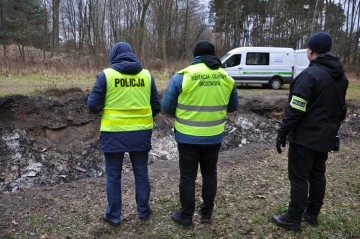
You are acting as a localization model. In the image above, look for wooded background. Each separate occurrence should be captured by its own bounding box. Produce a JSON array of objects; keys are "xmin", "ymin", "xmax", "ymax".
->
[{"xmin": 0, "ymin": 0, "xmax": 359, "ymax": 71}]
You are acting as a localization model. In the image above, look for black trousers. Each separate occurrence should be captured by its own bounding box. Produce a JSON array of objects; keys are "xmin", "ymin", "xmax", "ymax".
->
[
  {"xmin": 177, "ymin": 143, "xmax": 221, "ymax": 219},
  {"xmin": 287, "ymin": 142, "xmax": 328, "ymax": 222}
]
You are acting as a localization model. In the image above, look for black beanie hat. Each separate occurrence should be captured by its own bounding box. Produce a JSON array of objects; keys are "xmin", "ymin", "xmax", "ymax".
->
[
  {"xmin": 193, "ymin": 41, "xmax": 216, "ymax": 57},
  {"xmin": 307, "ymin": 32, "xmax": 332, "ymax": 54}
]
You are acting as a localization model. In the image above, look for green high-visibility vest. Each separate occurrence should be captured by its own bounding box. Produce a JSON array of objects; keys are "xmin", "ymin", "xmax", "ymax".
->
[
  {"xmin": 100, "ymin": 68, "xmax": 153, "ymax": 132},
  {"xmin": 175, "ymin": 63, "xmax": 234, "ymax": 136}
]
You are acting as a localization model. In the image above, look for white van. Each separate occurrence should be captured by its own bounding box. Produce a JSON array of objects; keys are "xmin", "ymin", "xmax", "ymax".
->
[
  {"xmin": 220, "ymin": 47, "xmax": 294, "ymax": 89},
  {"xmin": 294, "ymin": 49, "xmax": 310, "ymax": 78}
]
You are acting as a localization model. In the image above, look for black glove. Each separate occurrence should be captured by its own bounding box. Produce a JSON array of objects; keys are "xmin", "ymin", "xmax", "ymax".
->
[{"xmin": 276, "ymin": 134, "xmax": 287, "ymax": 154}]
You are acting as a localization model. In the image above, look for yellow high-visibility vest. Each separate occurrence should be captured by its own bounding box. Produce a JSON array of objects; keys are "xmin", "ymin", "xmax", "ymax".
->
[
  {"xmin": 175, "ymin": 63, "xmax": 234, "ymax": 136},
  {"xmin": 100, "ymin": 68, "xmax": 153, "ymax": 132}
]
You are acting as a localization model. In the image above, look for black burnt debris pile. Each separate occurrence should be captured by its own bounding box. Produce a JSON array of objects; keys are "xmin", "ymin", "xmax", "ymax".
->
[{"xmin": 0, "ymin": 89, "xmax": 359, "ymax": 193}]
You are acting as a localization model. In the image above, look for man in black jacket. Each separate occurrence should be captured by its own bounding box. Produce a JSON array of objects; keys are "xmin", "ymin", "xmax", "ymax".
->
[{"xmin": 272, "ymin": 32, "xmax": 348, "ymax": 232}]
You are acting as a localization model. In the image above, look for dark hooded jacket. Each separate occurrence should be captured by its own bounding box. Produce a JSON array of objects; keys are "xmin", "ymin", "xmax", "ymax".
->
[
  {"xmin": 278, "ymin": 52, "xmax": 348, "ymax": 152},
  {"xmin": 87, "ymin": 42, "xmax": 161, "ymax": 152}
]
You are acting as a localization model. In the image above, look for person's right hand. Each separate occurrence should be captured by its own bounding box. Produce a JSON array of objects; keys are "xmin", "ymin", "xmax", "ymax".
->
[{"xmin": 276, "ymin": 134, "xmax": 286, "ymax": 154}]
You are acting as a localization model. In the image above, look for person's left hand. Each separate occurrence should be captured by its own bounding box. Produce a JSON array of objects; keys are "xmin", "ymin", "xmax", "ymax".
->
[{"xmin": 276, "ymin": 134, "xmax": 286, "ymax": 154}]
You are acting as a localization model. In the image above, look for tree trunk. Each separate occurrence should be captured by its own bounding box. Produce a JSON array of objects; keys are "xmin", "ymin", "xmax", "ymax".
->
[
  {"xmin": 352, "ymin": 2, "xmax": 360, "ymax": 65},
  {"xmin": 311, "ymin": 0, "xmax": 320, "ymax": 33},
  {"xmin": 42, "ymin": 0, "xmax": 48, "ymax": 62},
  {"xmin": 343, "ymin": 0, "xmax": 350, "ymax": 63},
  {"xmin": 138, "ymin": 0, "xmax": 151, "ymax": 59},
  {"xmin": 17, "ymin": 43, "xmax": 26, "ymax": 63},
  {"xmin": 180, "ymin": 0, "xmax": 189, "ymax": 59},
  {"xmin": 0, "ymin": 0, "xmax": 8, "ymax": 57},
  {"xmin": 51, "ymin": 0, "xmax": 60, "ymax": 56},
  {"xmin": 345, "ymin": 0, "xmax": 358, "ymax": 63}
]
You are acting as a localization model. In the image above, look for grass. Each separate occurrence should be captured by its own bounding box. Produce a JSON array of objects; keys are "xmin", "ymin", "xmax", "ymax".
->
[
  {"xmin": 1, "ymin": 71, "xmax": 359, "ymax": 101},
  {"xmin": 346, "ymin": 83, "xmax": 360, "ymax": 100},
  {"xmin": 0, "ymin": 70, "xmax": 172, "ymax": 96},
  {"xmin": 0, "ymin": 71, "xmax": 96, "ymax": 96}
]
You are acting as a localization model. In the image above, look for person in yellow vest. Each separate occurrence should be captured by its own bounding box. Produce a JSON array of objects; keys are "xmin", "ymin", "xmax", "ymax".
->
[
  {"xmin": 162, "ymin": 41, "xmax": 239, "ymax": 227},
  {"xmin": 87, "ymin": 42, "xmax": 161, "ymax": 226}
]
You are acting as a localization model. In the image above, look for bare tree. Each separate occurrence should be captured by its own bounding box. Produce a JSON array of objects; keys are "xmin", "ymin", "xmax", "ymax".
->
[
  {"xmin": 51, "ymin": 0, "xmax": 60, "ymax": 56},
  {"xmin": 1, "ymin": 0, "xmax": 358, "ymax": 68},
  {"xmin": 0, "ymin": 0, "xmax": 9, "ymax": 57},
  {"xmin": 352, "ymin": 2, "xmax": 360, "ymax": 64},
  {"xmin": 343, "ymin": 0, "xmax": 359, "ymax": 63},
  {"xmin": 137, "ymin": 0, "xmax": 151, "ymax": 59}
]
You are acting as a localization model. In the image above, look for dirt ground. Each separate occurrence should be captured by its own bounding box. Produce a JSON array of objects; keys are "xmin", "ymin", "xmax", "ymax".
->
[
  {"xmin": 0, "ymin": 88, "xmax": 295, "ymax": 193},
  {"xmin": 0, "ymin": 87, "xmax": 359, "ymax": 238}
]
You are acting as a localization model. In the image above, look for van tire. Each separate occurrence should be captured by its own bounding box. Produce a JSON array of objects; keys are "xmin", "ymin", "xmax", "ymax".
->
[{"xmin": 270, "ymin": 78, "xmax": 282, "ymax": 89}]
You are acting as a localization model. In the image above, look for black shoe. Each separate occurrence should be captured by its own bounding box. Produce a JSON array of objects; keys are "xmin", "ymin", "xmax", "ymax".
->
[
  {"xmin": 200, "ymin": 215, "xmax": 211, "ymax": 224},
  {"xmin": 303, "ymin": 214, "xmax": 318, "ymax": 226},
  {"xmin": 102, "ymin": 214, "xmax": 121, "ymax": 226},
  {"xmin": 198, "ymin": 210, "xmax": 211, "ymax": 224},
  {"xmin": 171, "ymin": 211, "xmax": 193, "ymax": 228},
  {"xmin": 139, "ymin": 209, "xmax": 152, "ymax": 221},
  {"xmin": 198, "ymin": 204, "xmax": 212, "ymax": 224},
  {"xmin": 272, "ymin": 214, "xmax": 301, "ymax": 232}
]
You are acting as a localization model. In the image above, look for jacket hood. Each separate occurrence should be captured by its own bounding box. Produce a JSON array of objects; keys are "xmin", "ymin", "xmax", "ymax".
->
[
  {"xmin": 191, "ymin": 55, "xmax": 222, "ymax": 69},
  {"xmin": 310, "ymin": 52, "xmax": 345, "ymax": 80},
  {"xmin": 109, "ymin": 42, "xmax": 142, "ymax": 74}
]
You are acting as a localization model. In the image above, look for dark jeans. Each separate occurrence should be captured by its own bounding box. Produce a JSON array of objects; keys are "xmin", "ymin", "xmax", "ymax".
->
[
  {"xmin": 287, "ymin": 143, "xmax": 328, "ymax": 222},
  {"xmin": 177, "ymin": 143, "xmax": 221, "ymax": 219},
  {"xmin": 104, "ymin": 151, "xmax": 151, "ymax": 223}
]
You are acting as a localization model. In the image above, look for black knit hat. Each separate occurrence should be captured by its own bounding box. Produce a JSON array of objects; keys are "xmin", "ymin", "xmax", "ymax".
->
[
  {"xmin": 307, "ymin": 32, "xmax": 332, "ymax": 54},
  {"xmin": 193, "ymin": 41, "xmax": 216, "ymax": 57}
]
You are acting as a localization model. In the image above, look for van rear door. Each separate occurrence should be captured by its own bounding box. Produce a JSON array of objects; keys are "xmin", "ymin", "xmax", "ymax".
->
[
  {"xmin": 294, "ymin": 49, "xmax": 309, "ymax": 78},
  {"xmin": 268, "ymin": 51, "xmax": 294, "ymax": 85}
]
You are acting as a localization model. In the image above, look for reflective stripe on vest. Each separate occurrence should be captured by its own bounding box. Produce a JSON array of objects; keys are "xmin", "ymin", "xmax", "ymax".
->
[
  {"xmin": 175, "ymin": 63, "xmax": 234, "ymax": 136},
  {"xmin": 100, "ymin": 68, "xmax": 153, "ymax": 132}
]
